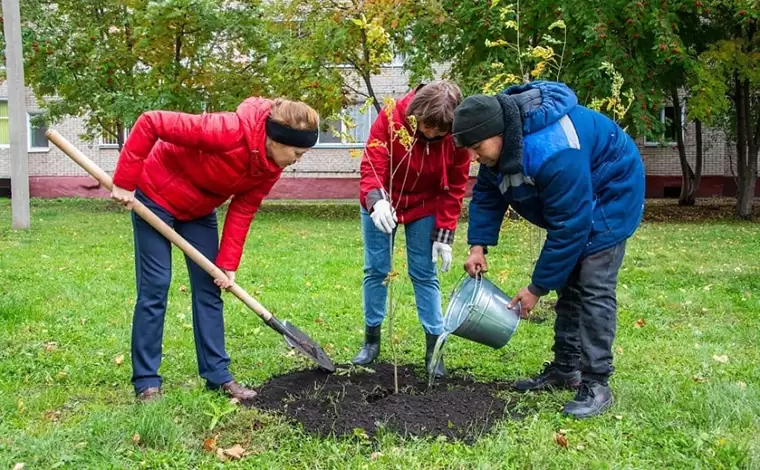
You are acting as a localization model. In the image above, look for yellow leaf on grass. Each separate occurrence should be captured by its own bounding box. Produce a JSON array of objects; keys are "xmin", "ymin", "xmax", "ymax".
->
[
  {"xmin": 554, "ymin": 433, "xmax": 568, "ymax": 448},
  {"xmin": 13, "ymin": 464, "xmax": 25, "ymax": 470},
  {"xmin": 713, "ymin": 355, "xmax": 729, "ymax": 364},
  {"xmin": 634, "ymin": 318, "xmax": 646, "ymax": 328},
  {"xmin": 222, "ymin": 444, "xmax": 246, "ymax": 460},
  {"xmin": 132, "ymin": 433, "xmax": 141, "ymax": 445},
  {"xmin": 115, "ymin": 354, "xmax": 125, "ymax": 366}
]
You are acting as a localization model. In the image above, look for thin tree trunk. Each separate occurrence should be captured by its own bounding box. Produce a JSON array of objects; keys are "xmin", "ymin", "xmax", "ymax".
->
[
  {"xmin": 695, "ymin": 119, "xmax": 703, "ymax": 192},
  {"xmin": 735, "ymin": 76, "xmax": 753, "ymax": 219},
  {"xmin": 671, "ymin": 88, "xmax": 695, "ymax": 206}
]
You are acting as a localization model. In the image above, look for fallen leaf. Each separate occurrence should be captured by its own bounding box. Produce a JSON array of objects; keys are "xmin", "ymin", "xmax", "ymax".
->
[
  {"xmin": 179, "ymin": 285, "xmax": 187, "ymax": 292},
  {"xmin": 132, "ymin": 433, "xmax": 141, "ymax": 445},
  {"xmin": 216, "ymin": 448, "xmax": 226, "ymax": 462},
  {"xmin": 44, "ymin": 410, "xmax": 61, "ymax": 422},
  {"xmin": 614, "ymin": 415, "xmax": 623, "ymax": 420},
  {"xmin": 229, "ymin": 398, "xmax": 240, "ymax": 405},
  {"xmin": 222, "ymin": 444, "xmax": 246, "ymax": 460},
  {"xmin": 634, "ymin": 318, "xmax": 646, "ymax": 328},
  {"xmin": 576, "ymin": 444, "xmax": 585, "ymax": 450},
  {"xmin": 616, "ymin": 346, "xmax": 624, "ymax": 354},
  {"xmin": 305, "ymin": 281, "xmax": 311, "ymax": 287},
  {"xmin": 13, "ymin": 464, "xmax": 25, "ymax": 470},
  {"xmin": 45, "ymin": 342, "xmax": 57, "ymax": 353},
  {"xmin": 554, "ymin": 433, "xmax": 569, "ymax": 448},
  {"xmin": 713, "ymin": 354, "xmax": 729, "ymax": 364},
  {"xmin": 57, "ymin": 370, "xmax": 67, "ymax": 379},
  {"xmin": 115, "ymin": 354, "xmax": 125, "ymax": 366},
  {"xmin": 370, "ymin": 451, "xmax": 383, "ymax": 460},
  {"xmin": 203, "ymin": 436, "xmax": 217, "ymax": 452},
  {"xmin": 737, "ymin": 381, "xmax": 747, "ymax": 391},
  {"xmin": 17, "ymin": 399, "xmax": 25, "ymax": 413},
  {"xmin": 692, "ymin": 374, "xmax": 706, "ymax": 383}
]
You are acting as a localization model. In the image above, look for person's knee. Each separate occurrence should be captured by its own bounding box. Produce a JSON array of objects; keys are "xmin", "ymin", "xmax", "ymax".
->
[{"xmin": 139, "ymin": 271, "xmax": 171, "ymax": 300}]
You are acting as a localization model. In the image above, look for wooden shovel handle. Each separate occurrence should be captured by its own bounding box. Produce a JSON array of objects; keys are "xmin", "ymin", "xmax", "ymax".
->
[{"xmin": 46, "ymin": 129, "xmax": 274, "ymax": 322}]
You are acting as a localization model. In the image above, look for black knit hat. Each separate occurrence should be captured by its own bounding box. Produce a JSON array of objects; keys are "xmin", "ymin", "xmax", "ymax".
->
[{"xmin": 451, "ymin": 95, "xmax": 504, "ymax": 147}]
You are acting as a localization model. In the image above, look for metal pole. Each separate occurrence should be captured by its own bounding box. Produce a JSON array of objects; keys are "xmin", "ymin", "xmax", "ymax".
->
[{"xmin": 2, "ymin": 0, "xmax": 30, "ymax": 229}]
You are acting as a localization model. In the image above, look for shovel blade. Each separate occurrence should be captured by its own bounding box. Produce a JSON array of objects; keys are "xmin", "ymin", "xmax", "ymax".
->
[{"xmin": 282, "ymin": 320, "xmax": 336, "ymax": 372}]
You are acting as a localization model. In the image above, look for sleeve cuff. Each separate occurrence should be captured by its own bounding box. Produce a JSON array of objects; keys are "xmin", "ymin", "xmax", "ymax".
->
[
  {"xmin": 528, "ymin": 283, "xmax": 550, "ymax": 297},
  {"xmin": 365, "ymin": 188, "xmax": 388, "ymax": 212},
  {"xmin": 431, "ymin": 228, "xmax": 455, "ymax": 245}
]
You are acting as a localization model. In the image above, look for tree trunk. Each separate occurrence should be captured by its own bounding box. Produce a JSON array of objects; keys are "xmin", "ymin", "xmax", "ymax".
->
[
  {"xmin": 671, "ymin": 88, "xmax": 696, "ymax": 206},
  {"xmin": 695, "ymin": 119, "xmax": 703, "ymax": 191},
  {"xmin": 734, "ymin": 76, "xmax": 754, "ymax": 219}
]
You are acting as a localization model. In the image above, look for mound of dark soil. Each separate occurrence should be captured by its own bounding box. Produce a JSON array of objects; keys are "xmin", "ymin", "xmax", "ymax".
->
[{"xmin": 247, "ymin": 363, "xmax": 514, "ymax": 442}]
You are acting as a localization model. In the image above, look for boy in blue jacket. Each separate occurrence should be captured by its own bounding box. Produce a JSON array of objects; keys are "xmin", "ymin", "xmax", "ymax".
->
[{"xmin": 452, "ymin": 81, "xmax": 645, "ymax": 418}]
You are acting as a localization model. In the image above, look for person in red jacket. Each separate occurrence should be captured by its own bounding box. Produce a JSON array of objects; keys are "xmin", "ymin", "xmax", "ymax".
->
[
  {"xmin": 109, "ymin": 97, "xmax": 319, "ymax": 402},
  {"xmin": 353, "ymin": 81, "xmax": 472, "ymax": 377}
]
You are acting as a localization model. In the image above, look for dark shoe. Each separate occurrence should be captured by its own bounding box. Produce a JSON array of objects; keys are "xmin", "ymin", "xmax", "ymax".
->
[
  {"xmin": 351, "ymin": 325, "xmax": 381, "ymax": 365},
  {"xmin": 425, "ymin": 333, "xmax": 447, "ymax": 378},
  {"xmin": 562, "ymin": 380, "xmax": 614, "ymax": 419},
  {"xmin": 513, "ymin": 362, "xmax": 581, "ymax": 392},
  {"xmin": 136, "ymin": 386, "xmax": 162, "ymax": 403},
  {"xmin": 221, "ymin": 381, "xmax": 257, "ymax": 401}
]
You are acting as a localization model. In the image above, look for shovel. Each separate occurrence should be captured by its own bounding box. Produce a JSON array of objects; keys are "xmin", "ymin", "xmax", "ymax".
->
[{"xmin": 46, "ymin": 130, "xmax": 336, "ymax": 372}]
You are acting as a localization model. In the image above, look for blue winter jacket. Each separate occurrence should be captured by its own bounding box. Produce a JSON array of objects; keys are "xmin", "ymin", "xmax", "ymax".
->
[{"xmin": 467, "ymin": 81, "xmax": 645, "ymax": 295}]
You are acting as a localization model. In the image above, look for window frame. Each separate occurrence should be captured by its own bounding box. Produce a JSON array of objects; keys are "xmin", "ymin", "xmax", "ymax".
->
[{"xmin": 644, "ymin": 104, "xmax": 687, "ymax": 147}]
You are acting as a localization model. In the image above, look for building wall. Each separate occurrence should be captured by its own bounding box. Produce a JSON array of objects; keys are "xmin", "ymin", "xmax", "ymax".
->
[{"xmin": 1, "ymin": 67, "xmax": 758, "ymax": 198}]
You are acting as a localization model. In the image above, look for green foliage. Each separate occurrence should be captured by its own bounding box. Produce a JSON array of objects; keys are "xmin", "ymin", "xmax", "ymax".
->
[{"xmin": 3, "ymin": 0, "xmax": 270, "ymax": 145}]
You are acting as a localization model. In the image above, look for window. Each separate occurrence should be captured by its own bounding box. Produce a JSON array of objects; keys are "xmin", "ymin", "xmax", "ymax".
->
[
  {"xmin": 0, "ymin": 101, "xmax": 8, "ymax": 146},
  {"xmin": 0, "ymin": 101, "xmax": 50, "ymax": 151},
  {"xmin": 28, "ymin": 112, "xmax": 49, "ymax": 150},
  {"xmin": 99, "ymin": 127, "xmax": 130, "ymax": 147},
  {"xmin": 645, "ymin": 105, "xmax": 686, "ymax": 146},
  {"xmin": 315, "ymin": 103, "xmax": 379, "ymax": 148}
]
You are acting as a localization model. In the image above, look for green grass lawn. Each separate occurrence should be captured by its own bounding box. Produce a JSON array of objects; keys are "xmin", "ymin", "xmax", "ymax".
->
[{"xmin": 1, "ymin": 198, "xmax": 759, "ymax": 469}]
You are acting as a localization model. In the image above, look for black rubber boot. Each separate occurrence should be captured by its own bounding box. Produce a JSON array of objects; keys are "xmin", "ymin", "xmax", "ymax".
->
[
  {"xmin": 513, "ymin": 362, "xmax": 581, "ymax": 392},
  {"xmin": 562, "ymin": 380, "xmax": 614, "ymax": 419},
  {"xmin": 425, "ymin": 333, "xmax": 448, "ymax": 378},
  {"xmin": 351, "ymin": 325, "xmax": 381, "ymax": 365}
]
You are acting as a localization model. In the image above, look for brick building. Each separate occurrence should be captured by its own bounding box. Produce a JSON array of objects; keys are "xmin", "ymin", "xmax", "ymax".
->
[{"xmin": 1, "ymin": 66, "xmax": 757, "ymax": 200}]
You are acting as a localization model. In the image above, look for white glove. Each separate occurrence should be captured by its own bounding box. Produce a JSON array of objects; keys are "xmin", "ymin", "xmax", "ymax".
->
[
  {"xmin": 432, "ymin": 242, "xmax": 453, "ymax": 273},
  {"xmin": 370, "ymin": 200, "xmax": 397, "ymax": 234}
]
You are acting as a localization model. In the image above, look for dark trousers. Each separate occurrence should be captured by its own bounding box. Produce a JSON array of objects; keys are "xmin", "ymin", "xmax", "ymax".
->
[
  {"xmin": 130, "ymin": 190, "xmax": 233, "ymax": 394},
  {"xmin": 552, "ymin": 241, "xmax": 627, "ymax": 383}
]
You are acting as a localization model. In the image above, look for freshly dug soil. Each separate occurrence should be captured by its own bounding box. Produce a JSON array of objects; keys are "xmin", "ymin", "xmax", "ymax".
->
[{"xmin": 247, "ymin": 363, "xmax": 513, "ymax": 442}]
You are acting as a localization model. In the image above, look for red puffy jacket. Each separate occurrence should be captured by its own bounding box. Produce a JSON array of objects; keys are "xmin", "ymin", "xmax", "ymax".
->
[
  {"xmin": 359, "ymin": 87, "xmax": 472, "ymax": 244},
  {"xmin": 112, "ymin": 98, "xmax": 282, "ymax": 271}
]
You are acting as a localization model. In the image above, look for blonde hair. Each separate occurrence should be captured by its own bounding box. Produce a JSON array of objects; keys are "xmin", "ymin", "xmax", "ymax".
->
[
  {"xmin": 270, "ymin": 98, "xmax": 319, "ymax": 131},
  {"xmin": 406, "ymin": 80, "xmax": 463, "ymax": 132}
]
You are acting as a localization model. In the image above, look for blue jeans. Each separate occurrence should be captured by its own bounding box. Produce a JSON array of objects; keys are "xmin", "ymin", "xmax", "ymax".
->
[
  {"xmin": 130, "ymin": 189, "xmax": 234, "ymax": 394},
  {"xmin": 361, "ymin": 208, "xmax": 443, "ymax": 335}
]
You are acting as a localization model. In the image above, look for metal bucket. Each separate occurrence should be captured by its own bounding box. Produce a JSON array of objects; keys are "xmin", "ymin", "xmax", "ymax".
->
[{"xmin": 444, "ymin": 274, "xmax": 521, "ymax": 349}]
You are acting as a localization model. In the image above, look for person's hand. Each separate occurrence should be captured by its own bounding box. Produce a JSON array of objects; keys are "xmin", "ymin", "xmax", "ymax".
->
[
  {"xmin": 370, "ymin": 200, "xmax": 397, "ymax": 234},
  {"xmin": 508, "ymin": 286, "xmax": 539, "ymax": 318},
  {"xmin": 432, "ymin": 242, "xmax": 452, "ymax": 272},
  {"xmin": 214, "ymin": 270, "xmax": 236, "ymax": 290},
  {"xmin": 464, "ymin": 246, "xmax": 487, "ymax": 277},
  {"xmin": 111, "ymin": 184, "xmax": 135, "ymax": 210}
]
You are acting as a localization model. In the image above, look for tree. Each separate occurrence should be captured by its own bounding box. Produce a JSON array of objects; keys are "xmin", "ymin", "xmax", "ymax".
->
[
  {"xmin": 265, "ymin": 0, "xmax": 439, "ymax": 120},
  {"xmin": 5, "ymin": 0, "xmax": 270, "ymax": 150},
  {"xmin": 690, "ymin": 1, "xmax": 760, "ymax": 219}
]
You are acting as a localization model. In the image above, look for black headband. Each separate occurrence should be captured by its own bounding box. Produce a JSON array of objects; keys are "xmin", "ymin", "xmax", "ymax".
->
[{"xmin": 265, "ymin": 118, "xmax": 318, "ymax": 148}]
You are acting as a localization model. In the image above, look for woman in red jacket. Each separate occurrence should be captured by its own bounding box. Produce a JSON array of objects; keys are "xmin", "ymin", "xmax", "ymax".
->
[
  {"xmin": 353, "ymin": 81, "xmax": 472, "ymax": 377},
  {"xmin": 110, "ymin": 97, "xmax": 319, "ymax": 402}
]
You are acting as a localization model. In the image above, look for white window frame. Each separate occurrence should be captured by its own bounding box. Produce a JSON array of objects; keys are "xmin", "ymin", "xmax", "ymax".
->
[
  {"xmin": 27, "ymin": 112, "xmax": 50, "ymax": 153},
  {"xmin": 314, "ymin": 104, "xmax": 378, "ymax": 149},
  {"xmin": 644, "ymin": 104, "xmax": 686, "ymax": 147},
  {"xmin": 99, "ymin": 127, "xmax": 130, "ymax": 148}
]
